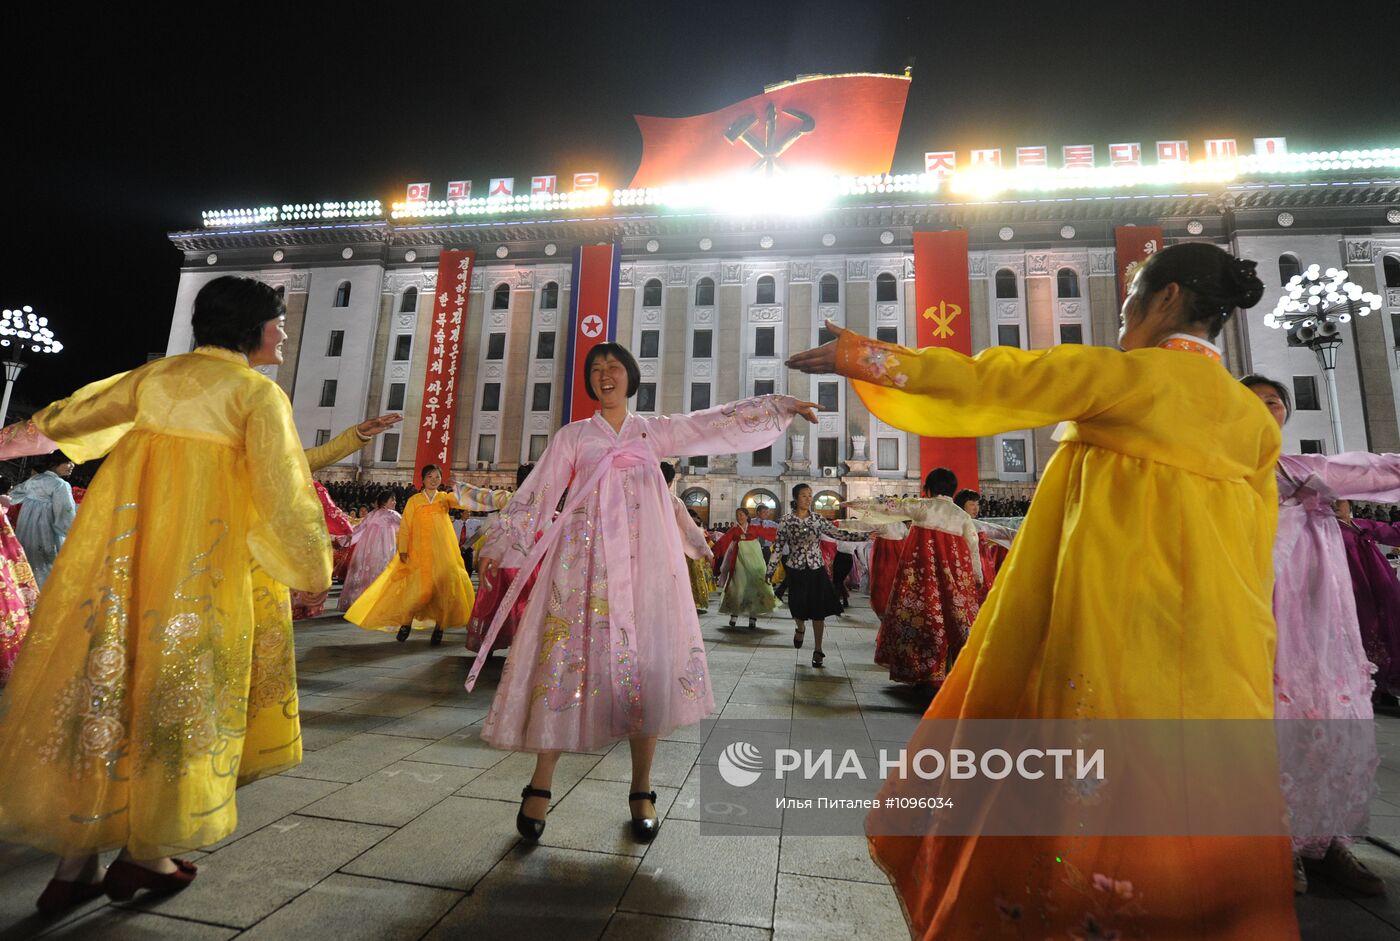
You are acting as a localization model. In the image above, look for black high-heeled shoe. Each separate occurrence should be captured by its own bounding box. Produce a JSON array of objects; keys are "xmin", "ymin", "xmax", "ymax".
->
[
  {"xmin": 517, "ymin": 785, "xmax": 551, "ymax": 842},
  {"xmin": 430, "ymin": 626, "xmax": 444, "ymax": 646},
  {"xmin": 793, "ymin": 627, "xmax": 805, "ymax": 649},
  {"xmin": 396, "ymin": 625, "xmax": 411, "ymax": 642},
  {"xmin": 811, "ymin": 650, "xmax": 826, "ymax": 668},
  {"xmin": 629, "ymin": 790, "xmax": 660, "ymax": 843}
]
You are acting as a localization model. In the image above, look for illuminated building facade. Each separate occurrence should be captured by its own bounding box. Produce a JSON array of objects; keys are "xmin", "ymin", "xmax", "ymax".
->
[{"xmin": 167, "ymin": 94, "xmax": 1400, "ymax": 523}]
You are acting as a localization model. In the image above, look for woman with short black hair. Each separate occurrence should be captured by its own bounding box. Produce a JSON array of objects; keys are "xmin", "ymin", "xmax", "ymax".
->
[
  {"xmin": 0, "ymin": 274, "xmax": 330, "ymax": 909},
  {"xmin": 471, "ymin": 342, "xmax": 816, "ymax": 843},
  {"xmin": 769, "ymin": 483, "xmax": 843, "ymax": 667}
]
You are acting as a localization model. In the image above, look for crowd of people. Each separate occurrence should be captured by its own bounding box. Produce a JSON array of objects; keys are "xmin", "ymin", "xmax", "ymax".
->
[{"xmin": 0, "ymin": 245, "xmax": 1398, "ymax": 939}]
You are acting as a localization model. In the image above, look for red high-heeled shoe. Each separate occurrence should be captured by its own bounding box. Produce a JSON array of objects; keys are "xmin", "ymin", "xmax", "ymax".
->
[
  {"xmin": 36, "ymin": 877, "xmax": 106, "ymax": 916},
  {"xmin": 102, "ymin": 858, "xmax": 198, "ymax": 901}
]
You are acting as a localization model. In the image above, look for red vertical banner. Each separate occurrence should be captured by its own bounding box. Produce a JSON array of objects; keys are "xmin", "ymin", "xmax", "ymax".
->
[
  {"xmin": 1114, "ymin": 226, "xmax": 1164, "ymax": 301},
  {"xmin": 561, "ymin": 243, "xmax": 621, "ymax": 424},
  {"xmin": 414, "ymin": 249, "xmax": 475, "ymax": 480},
  {"xmin": 912, "ymin": 231, "xmax": 979, "ymax": 490}
]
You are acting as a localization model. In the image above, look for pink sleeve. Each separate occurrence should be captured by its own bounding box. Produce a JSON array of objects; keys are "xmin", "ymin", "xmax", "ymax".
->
[
  {"xmin": 645, "ymin": 394, "xmax": 798, "ymax": 458},
  {"xmin": 0, "ymin": 420, "xmax": 60, "ymax": 460},
  {"xmin": 1279, "ymin": 452, "xmax": 1400, "ymax": 502},
  {"xmin": 479, "ymin": 426, "xmax": 576, "ymax": 570},
  {"xmin": 671, "ymin": 494, "xmax": 710, "ymax": 560}
]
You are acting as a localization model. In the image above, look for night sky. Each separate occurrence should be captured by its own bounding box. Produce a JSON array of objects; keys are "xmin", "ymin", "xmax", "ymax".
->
[{"xmin": 8, "ymin": 1, "xmax": 1398, "ymax": 407}]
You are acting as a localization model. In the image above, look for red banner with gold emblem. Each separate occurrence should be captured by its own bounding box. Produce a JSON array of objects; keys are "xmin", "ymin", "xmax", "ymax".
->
[
  {"xmin": 1114, "ymin": 225, "xmax": 1164, "ymax": 301},
  {"xmin": 912, "ymin": 231, "xmax": 978, "ymax": 489},
  {"xmin": 413, "ymin": 249, "xmax": 474, "ymax": 481}
]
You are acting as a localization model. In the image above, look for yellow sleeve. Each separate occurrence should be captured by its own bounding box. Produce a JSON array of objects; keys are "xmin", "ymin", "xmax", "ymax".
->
[
  {"xmin": 397, "ymin": 494, "xmax": 423, "ymax": 554},
  {"xmin": 305, "ymin": 426, "xmax": 370, "ymax": 472},
  {"xmin": 836, "ymin": 332, "xmax": 1143, "ymax": 438},
  {"xmin": 31, "ymin": 369, "xmax": 142, "ymax": 463},
  {"xmin": 244, "ymin": 381, "xmax": 333, "ymax": 592}
]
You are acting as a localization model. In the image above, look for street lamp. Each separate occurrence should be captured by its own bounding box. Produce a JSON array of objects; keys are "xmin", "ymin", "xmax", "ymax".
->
[
  {"xmin": 1264, "ymin": 264, "xmax": 1384, "ymax": 452},
  {"xmin": 0, "ymin": 306, "xmax": 64, "ymax": 428}
]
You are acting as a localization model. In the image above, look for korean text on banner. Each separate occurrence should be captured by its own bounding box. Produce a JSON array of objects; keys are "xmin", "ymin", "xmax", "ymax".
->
[
  {"xmin": 413, "ymin": 250, "xmax": 475, "ymax": 479},
  {"xmin": 912, "ymin": 231, "xmax": 978, "ymax": 488},
  {"xmin": 562, "ymin": 244, "xmax": 621, "ymax": 424},
  {"xmin": 1113, "ymin": 226, "xmax": 1164, "ymax": 301}
]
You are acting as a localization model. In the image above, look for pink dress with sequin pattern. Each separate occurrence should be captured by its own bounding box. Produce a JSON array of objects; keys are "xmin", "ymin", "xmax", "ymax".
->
[{"xmin": 474, "ymin": 395, "xmax": 800, "ymax": 752}]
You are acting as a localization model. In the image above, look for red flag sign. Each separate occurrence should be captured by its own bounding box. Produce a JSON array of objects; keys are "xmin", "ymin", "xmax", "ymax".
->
[
  {"xmin": 912, "ymin": 231, "xmax": 978, "ymax": 489},
  {"xmin": 630, "ymin": 73, "xmax": 910, "ymax": 187},
  {"xmin": 414, "ymin": 250, "xmax": 475, "ymax": 479},
  {"xmin": 1114, "ymin": 226, "xmax": 1163, "ymax": 302}
]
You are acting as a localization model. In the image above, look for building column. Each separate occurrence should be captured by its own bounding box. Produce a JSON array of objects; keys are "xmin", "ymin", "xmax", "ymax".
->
[
  {"xmin": 1344, "ymin": 242, "xmax": 1400, "ymax": 452},
  {"xmin": 661, "ymin": 285, "xmax": 688, "ymax": 415},
  {"xmin": 277, "ymin": 288, "xmax": 311, "ymax": 402},
  {"xmin": 717, "ymin": 282, "xmax": 743, "ymax": 403},
  {"xmin": 364, "ymin": 288, "xmax": 396, "ymax": 425},
  {"xmin": 498, "ymin": 288, "xmax": 534, "ymax": 470},
  {"xmin": 1025, "ymin": 269, "xmax": 1057, "ymax": 475},
  {"xmin": 1087, "ymin": 274, "xmax": 1118, "ymax": 351},
  {"xmin": 968, "ymin": 263, "xmax": 993, "ymax": 483}
]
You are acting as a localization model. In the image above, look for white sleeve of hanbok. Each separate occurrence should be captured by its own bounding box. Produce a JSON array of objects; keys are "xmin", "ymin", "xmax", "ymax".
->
[{"xmin": 645, "ymin": 394, "xmax": 799, "ymax": 458}]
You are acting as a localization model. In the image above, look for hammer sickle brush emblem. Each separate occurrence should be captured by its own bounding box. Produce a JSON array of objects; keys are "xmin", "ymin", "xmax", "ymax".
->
[{"xmin": 725, "ymin": 102, "xmax": 816, "ymax": 176}]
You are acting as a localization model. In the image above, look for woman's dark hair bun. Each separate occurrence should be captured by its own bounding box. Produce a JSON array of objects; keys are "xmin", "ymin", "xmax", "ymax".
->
[
  {"xmin": 1137, "ymin": 243, "xmax": 1265, "ymax": 339},
  {"xmin": 1223, "ymin": 259, "xmax": 1265, "ymax": 311}
]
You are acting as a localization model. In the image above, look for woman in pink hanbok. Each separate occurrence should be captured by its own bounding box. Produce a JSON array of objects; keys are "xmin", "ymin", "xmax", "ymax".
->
[
  {"xmin": 468, "ymin": 343, "xmax": 816, "ymax": 844},
  {"xmin": 338, "ymin": 490, "xmax": 401, "ymax": 612},
  {"xmin": 0, "ymin": 491, "xmax": 39, "ymax": 686},
  {"xmin": 1246, "ymin": 375, "xmax": 1397, "ymax": 897},
  {"xmin": 290, "ymin": 482, "xmax": 353, "ymax": 619}
]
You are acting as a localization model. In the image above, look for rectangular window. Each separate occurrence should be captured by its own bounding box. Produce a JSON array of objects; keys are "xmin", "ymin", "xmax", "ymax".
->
[
  {"xmin": 314, "ymin": 429, "xmax": 331, "ymax": 447},
  {"xmin": 536, "ymin": 331, "xmax": 555, "ymax": 359},
  {"xmin": 1393, "ymin": 313, "xmax": 1400, "ymax": 349},
  {"xmin": 386, "ymin": 382, "xmax": 406, "ymax": 412},
  {"xmin": 754, "ymin": 326, "xmax": 776, "ymax": 358},
  {"xmin": 817, "ymin": 381, "xmax": 839, "ymax": 412},
  {"xmin": 754, "ymin": 379, "xmax": 775, "ymax": 397},
  {"xmin": 326, "ymin": 330, "xmax": 344, "ymax": 357},
  {"xmin": 1300, "ymin": 439, "xmax": 1325, "ymax": 454},
  {"xmin": 691, "ymin": 383, "xmax": 711, "ymax": 411},
  {"xmin": 477, "ymin": 435, "xmax": 496, "ymax": 463},
  {"xmin": 1059, "ymin": 324, "xmax": 1083, "ymax": 345},
  {"xmin": 393, "ymin": 334, "xmax": 413, "ymax": 361},
  {"xmin": 486, "ymin": 333, "xmax": 506, "ymax": 360},
  {"xmin": 636, "ymin": 382, "xmax": 657, "ymax": 411},
  {"xmin": 752, "ymin": 446, "xmax": 772, "ymax": 467},
  {"xmin": 1293, "ymin": 376, "xmax": 1320, "ymax": 410},
  {"xmin": 876, "ymin": 327, "xmax": 898, "ymax": 344},
  {"xmin": 693, "ymin": 329, "xmax": 713, "ymax": 359},
  {"xmin": 319, "ymin": 379, "xmax": 337, "ymax": 407},
  {"xmin": 818, "ymin": 437, "xmax": 838, "ymax": 469},
  {"xmin": 877, "ymin": 438, "xmax": 899, "ymax": 470},
  {"xmin": 997, "ymin": 324, "xmax": 1022, "ymax": 347},
  {"xmin": 690, "ymin": 455, "xmax": 709, "ymax": 469},
  {"xmin": 380, "ymin": 432, "xmax": 400, "ymax": 462},
  {"xmin": 639, "ymin": 329, "xmax": 660, "ymax": 358},
  {"xmin": 482, "ymin": 382, "xmax": 501, "ymax": 411},
  {"xmin": 818, "ymin": 327, "xmax": 837, "ymax": 346},
  {"xmin": 528, "ymin": 434, "xmax": 548, "ymax": 461},
  {"xmin": 1002, "ymin": 438, "xmax": 1028, "ymax": 474},
  {"xmin": 532, "ymin": 382, "xmax": 551, "ymax": 412}
]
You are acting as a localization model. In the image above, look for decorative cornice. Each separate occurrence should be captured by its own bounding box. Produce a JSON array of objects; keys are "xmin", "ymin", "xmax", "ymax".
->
[{"xmin": 169, "ymin": 180, "xmax": 1400, "ymax": 254}]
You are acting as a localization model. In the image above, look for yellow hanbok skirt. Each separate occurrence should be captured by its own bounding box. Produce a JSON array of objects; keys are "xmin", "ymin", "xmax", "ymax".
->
[{"xmin": 345, "ymin": 495, "xmax": 475, "ymax": 631}]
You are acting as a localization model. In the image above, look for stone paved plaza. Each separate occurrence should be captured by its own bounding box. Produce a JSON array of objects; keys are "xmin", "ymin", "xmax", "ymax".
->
[{"xmin": 4, "ymin": 592, "xmax": 1400, "ymax": 939}]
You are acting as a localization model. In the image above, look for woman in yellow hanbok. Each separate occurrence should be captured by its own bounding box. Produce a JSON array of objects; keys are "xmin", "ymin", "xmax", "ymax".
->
[
  {"xmin": 345, "ymin": 464, "xmax": 507, "ymax": 645},
  {"xmin": 0, "ymin": 276, "xmax": 330, "ymax": 912},
  {"xmin": 789, "ymin": 242, "xmax": 1298, "ymax": 940}
]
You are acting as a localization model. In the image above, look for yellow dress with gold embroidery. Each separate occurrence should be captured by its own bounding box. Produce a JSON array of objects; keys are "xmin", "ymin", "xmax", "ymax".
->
[
  {"xmin": 345, "ymin": 489, "xmax": 476, "ymax": 631},
  {"xmin": 842, "ymin": 334, "xmax": 1300, "ymax": 940},
  {"xmin": 0, "ymin": 347, "xmax": 330, "ymax": 859}
]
